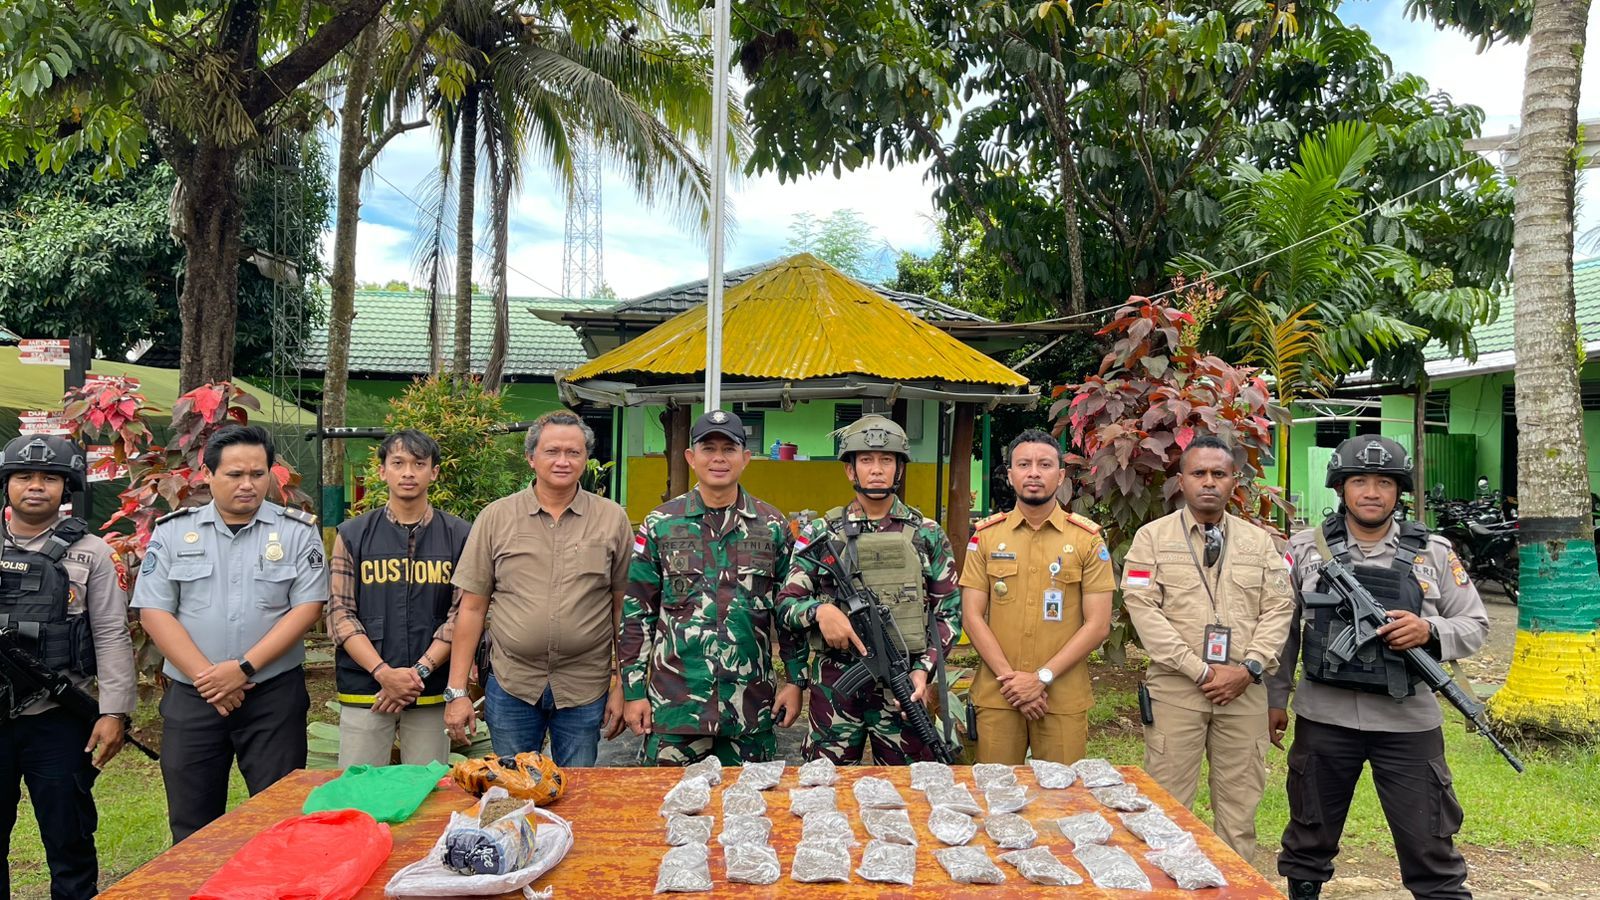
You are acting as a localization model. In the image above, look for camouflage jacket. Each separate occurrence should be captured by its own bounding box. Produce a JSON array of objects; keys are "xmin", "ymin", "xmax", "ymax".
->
[
  {"xmin": 775, "ymin": 497, "xmax": 961, "ymax": 677},
  {"xmin": 618, "ymin": 486, "xmax": 806, "ymax": 736}
]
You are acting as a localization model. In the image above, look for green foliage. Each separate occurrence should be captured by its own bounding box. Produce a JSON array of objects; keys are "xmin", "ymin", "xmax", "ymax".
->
[
  {"xmin": 783, "ymin": 209, "xmax": 885, "ymax": 280},
  {"xmin": 358, "ymin": 375, "xmax": 525, "ymax": 521},
  {"xmin": 1404, "ymin": 0, "xmax": 1532, "ymax": 50}
]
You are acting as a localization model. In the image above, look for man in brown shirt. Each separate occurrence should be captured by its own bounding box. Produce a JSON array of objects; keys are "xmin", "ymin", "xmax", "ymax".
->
[{"xmin": 444, "ymin": 410, "xmax": 633, "ymax": 766}]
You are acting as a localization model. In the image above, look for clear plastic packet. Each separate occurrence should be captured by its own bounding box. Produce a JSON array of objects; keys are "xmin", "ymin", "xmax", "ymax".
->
[
  {"xmin": 984, "ymin": 812, "xmax": 1038, "ymax": 850},
  {"xmin": 654, "ymin": 843, "xmax": 712, "ymax": 893},
  {"xmin": 724, "ymin": 841, "xmax": 781, "ymax": 885},
  {"xmin": 717, "ymin": 814, "xmax": 773, "ymax": 847},
  {"xmin": 852, "ymin": 776, "xmax": 906, "ymax": 810},
  {"xmin": 722, "ymin": 786, "xmax": 767, "ymax": 817},
  {"xmin": 1028, "ymin": 758, "xmax": 1078, "ymax": 789},
  {"xmin": 681, "ymin": 756, "xmax": 723, "ymax": 786},
  {"xmin": 790, "ymin": 839, "xmax": 852, "ymax": 883},
  {"xmin": 924, "ymin": 782, "xmax": 982, "ymax": 816},
  {"xmin": 801, "ymin": 811, "xmax": 858, "ymax": 846},
  {"xmin": 856, "ymin": 839, "xmax": 916, "ymax": 885},
  {"xmin": 999, "ymin": 846, "xmax": 1084, "ymax": 886},
  {"xmin": 928, "ymin": 806, "xmax": 979, "ymax": 845},
  {"xmin": 935, "ymin": 846, "xmax": 1006, "ymax": 884},
  {"xmin": 1073, "ymin": 757, "xmax": 1124, "ymax": 788},
  {"xmin": 972, "ymin": 763, "xmax": 1018, "ymax": 791},
  {"xmin": 1073, "ymin": 843, "xmax": 1153, "ymax": 891},
  {"xmin": 984, "ymin": 785, "xmax": 1034, "ymax": 814},
  {"xmin": 736, "ymin": 761, "xmax": 786, "ymax": 791},
  {"xmin": 1120, "ymin": 809, "xmax": 1188, "ymax": 848},
  {"xmin": 789, "ymin": 786, "xmax": 837, "ymax": 817},
  {"xmin": 797, "ymin": 757, "xmax": 838, "ymax": 786},
  {"xmin": 664, "ymin": 815, "xmax": 714, "ymax": 846},
  {"xmin": 1091, "ymin": 784, "xmax": 1152, "ymax": 812},
  {"xmin": 861, "ymin": 807, "xmax": 917, "ymax": 846},
  {"xmin": 909, "ymin": 761, "xmax": 955, "ymax": 791},
  {"xmin": 1056, "ymin": 812, "xmax": 1114, "ymax": 848},
  {"xmin": 1146, "ymin": 836, "xmax": 1228, "ymax": 890},
  {"xmin": 658, "ymin": 779, "xmax": 711, "ymax": 817}
]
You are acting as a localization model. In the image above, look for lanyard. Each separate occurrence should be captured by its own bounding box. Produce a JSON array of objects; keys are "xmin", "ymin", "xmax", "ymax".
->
[{"xmin": 1180, "ymin": 510, "xmax": 1226, "ymax": 621}]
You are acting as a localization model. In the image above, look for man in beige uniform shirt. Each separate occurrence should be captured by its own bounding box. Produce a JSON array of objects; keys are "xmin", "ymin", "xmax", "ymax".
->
[
  {"xmin": 961, "ymin": 429, "xmax": 1115, "ymax": 764},
  {"xmin": 445, "ymin": 410, "xmax": 633, "ymax": 766},
  {"xmin": 1122, "ymin": 435, "xmax": 1294, "ymax": 859}
]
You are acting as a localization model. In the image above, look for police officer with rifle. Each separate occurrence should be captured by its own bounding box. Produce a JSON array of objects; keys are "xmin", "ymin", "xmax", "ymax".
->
[
  {"xmin": 1271, "ymin": 437, "xmax": 1496, "ymax": 900},
  {"xmin": 1, "ymin": 435, "xmax": 138, "ymax": 899}
]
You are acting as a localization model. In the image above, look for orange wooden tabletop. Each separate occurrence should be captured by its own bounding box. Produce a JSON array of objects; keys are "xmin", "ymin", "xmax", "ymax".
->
[{"xmin": 101, "ymin": 764, "xmax": 1283, "ymax": 898}]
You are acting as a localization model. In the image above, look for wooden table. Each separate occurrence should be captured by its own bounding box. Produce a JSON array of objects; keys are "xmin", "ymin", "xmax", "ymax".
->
[{"xmin": 102, "ymin": 764, "xmax": 1283, "ymax": 898}]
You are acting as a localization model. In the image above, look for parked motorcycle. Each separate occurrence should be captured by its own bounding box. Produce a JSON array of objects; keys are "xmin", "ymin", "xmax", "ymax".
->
[{"xmin": 1427, "ymin": 483, "xmax": 1520, "ymax": 604}]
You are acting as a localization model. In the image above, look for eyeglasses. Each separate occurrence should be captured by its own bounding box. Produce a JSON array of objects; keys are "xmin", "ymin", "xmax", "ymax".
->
[{"xmin": 1203, "ymin": 524, "xmax": 1224, "ymax": 568}]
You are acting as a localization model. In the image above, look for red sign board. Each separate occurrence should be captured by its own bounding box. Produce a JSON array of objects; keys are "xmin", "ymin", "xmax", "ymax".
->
[
  {"xmin": 85, "ymin": 373, "xmax": 140, "ymax": 391},
  {"xmin": 87, "ymin": 445, "xmax": 129, "ymax": 482},
  {"xmin": 18, "ymin": 410, "xmax": 71, "ymax": 436},
  {"xmin": 18, "ymin": 338, "xmax": 70, "ymax": 366}
]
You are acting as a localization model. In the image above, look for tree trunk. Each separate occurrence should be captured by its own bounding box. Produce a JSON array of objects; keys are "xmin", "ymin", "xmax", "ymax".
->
[
  {"xmin": 1490, "ymin": 0, "xmax": 1600, "ymax": 735},
  {"xmin": 1413, "ymin": 374, "xmax": 1429, "ymax": 505},
  {"xmin": 452, "ymin": 86, "xmax": 480, "ymax": 376},
  {"xmin": 482, "ymin": 148, "xmax": 512, "ymax": 391},
  {"xmin": 176, "ymin": 145, "xmax": 246, "ymax": 393},
  {"xmin": 947, "ymin": 403, "xmax": 976, "ymax": 572},
  {"xmin": 665, "ymin": 405, "xmax": 691, "ymax": 500}
]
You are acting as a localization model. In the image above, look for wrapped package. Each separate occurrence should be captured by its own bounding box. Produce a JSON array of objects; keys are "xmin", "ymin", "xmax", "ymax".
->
[
  {"xmin": 935, "ymin": 846, "xmax": 1006, "ymax": 884},
  {"xmin": 789, "ymin": 785, "xmax": 837, "ymax": 817},
  {"xmin": 1074, "ymin": 843, "xmax": 1153, "ymax": 891},
  {"xmin": 1120, "ymin": 809, "xmax": 1189, "ymax": 849},
  {"xmin": 1056, "ymin": 812, "xmax": 1114, "ymax": 848},
  {"xmin": 909, "ymin": 761, "xmax": 955, "ymax": 791},
  {"xmin": 1091, "ymin": 784, "xmax": 1153, "ymax": 812},
  {"xmin": 862, "ymin": 807, "xmax": 917, "ymax": 846},
  {"xmin": 717, "ymin": 814, "xmax": 773, "ymax": 847},
  {"xmin": 664, "ymin": 815, "xmax": 713, "ymax": 847},
  {"xmin": 972, "ymin": 763, "xmax": 1018, "ymax": 791},
  {"xmin": 680, "ymin": 757, "xmax": 723, "ymax": 787},
  {"xmin": 721, "ymin": 786, "xmax": 767, "ymax": 817},
  {"xmin": 797, "ymin": 757, "xmax": 838, "ymax": 786},
  {"xmin": 1073, "ymin": 757, "xmax": 1125, "ymax": 788},
  {"xmin": 790, "ymin": 839, "xmax": 852, "ymax": 883},
  {"xmin": 724, "ymin": 842, "xmax": 781, "ymax": 885},
  {"xmin": 654, "ymin": 843, "xmax": 713, "ymax": 894},
  {"xmin": 801, "ymin": 811, "xmax": 858, "ymax": 846},
  {"xmin": 999, "ymin": 847, "xmax": 1084, "ymax": 886},
  {"xmin": 384, "ymin": 788, "xmax": 573, "ymax": 898},
  {"xmin": 1028, "ymin": 758, "xmax": 1078, "ymax": 789},
  {"xmin": 443, "ymin": 804, "xmax": 537, "ymax": 875},
  {"xmin": 984, "ymin": 785, "xmax": 1034, "ymax": 814},
  {"xmin": 1146, "ymin": 835, "xmax": 1228, "ymax": 890},
  {"xmin": 924, "ymin": 783, "xmax": 982, "ymax": 816},
  {"xmin": 928, "ymin": 806, "xmax": 979, "ymax": 845},
  {"xmin": 984, "ymin": 812, "xmax": 1038, "ymax": 850},
  {"xmin": 852, "ymin": 776, "xmax": 906, "ymax": 810},
  {"xmin": 736, "ymin": 761, "xmax": 786, "ymax": 791},
  {"xmin": 658, "ymin": 779, "xmax": 710, "ymax": 817},
  {"xmin": 856, "ymin": 840, "xmax": 917, "ymax": 885}
]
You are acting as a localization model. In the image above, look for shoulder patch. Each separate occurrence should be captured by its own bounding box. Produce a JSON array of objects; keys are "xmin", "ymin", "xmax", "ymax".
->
[
  {"xmin": 282, "ymin": 506, "xmax": 318, "ymax": 526},
  {"xmin": 1065, "ymin": 511, "xmax": 1102, "ymax": 535},
  {"xmin": 156, "ymin": 506, "xmax": 200, "ymax": 524},
  {"xmin": 973, "ymin": 512, "xmax": 1008, "ymax": 533}
]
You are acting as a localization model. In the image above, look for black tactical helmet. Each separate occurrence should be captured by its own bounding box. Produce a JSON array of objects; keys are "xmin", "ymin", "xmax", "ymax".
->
[
  {"xmin": 1326, "ymin": 436, "xmax": 1412, "ymax": 493},
  {"xmin": 0, "ymin": 434, "xmax": 88, "ymax": 494}
]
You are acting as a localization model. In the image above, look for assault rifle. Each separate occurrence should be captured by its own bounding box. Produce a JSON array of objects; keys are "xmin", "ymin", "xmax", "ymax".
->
[
  {"xmin": 795, "ymin": 523, "xmax": 956, "ymax": 764},
  {"xmin": 0, "ymin": 627, "xmax": 158, "ymax": 761},
  {"xmin": 1310, "ymin": 557, "xmax": 1523, "ymax": 773}
]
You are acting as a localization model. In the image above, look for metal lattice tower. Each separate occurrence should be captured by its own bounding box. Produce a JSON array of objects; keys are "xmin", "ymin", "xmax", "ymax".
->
[{"xmin": 562, "ymin": 132, "xmax": 605, "ymax": 298}]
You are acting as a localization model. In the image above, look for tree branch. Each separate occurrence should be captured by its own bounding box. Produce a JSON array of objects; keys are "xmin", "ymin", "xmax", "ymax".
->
[
  {"xmin": 244, "ymin": 0, "xmax": 391, "ymax": 119},
  {"xmin": 358, "ymin": 118, "xmax": 429, "ymax": 169},
  {"xmin": 908, "ymin": 118, "xmax": 1027, "ymax": 280}
]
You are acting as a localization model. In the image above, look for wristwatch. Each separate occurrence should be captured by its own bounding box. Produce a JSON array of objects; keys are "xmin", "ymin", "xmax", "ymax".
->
[
  {"xmin": 1036, "ymin": 666, "xmax": 1055, "ymax": 686},
  {"xmin": 236, "ymin": 656, "xmax": 256, "ymax": 679},
  {"xmin": 443, "ymin": 686, "xmax": 470, "ymax": 703},
  {"xmin": 1242, "ymin": 659, "xmax": 1264, "ymax": 684},
  {"xmin": 790, "ymin": 672, "xmax": 811, "ymax": 690},
  {"xmin": 414, "ymin": 662, "xmax": 433, "ymax": 680}
]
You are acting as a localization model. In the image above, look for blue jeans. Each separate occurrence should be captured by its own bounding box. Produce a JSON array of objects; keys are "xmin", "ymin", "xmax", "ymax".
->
[{"xmin": 484, "ymin": 675, "xmax": 606, "ymax": 767}]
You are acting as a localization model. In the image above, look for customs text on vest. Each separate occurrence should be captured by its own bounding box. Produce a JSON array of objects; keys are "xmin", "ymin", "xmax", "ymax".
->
[
  {"xmin": 1301, "ymin": 518, "xmax": 1432, "ymax": 699},
  {"xmin": 825, "ymin": 507, "xmax": 927, "ymax": 655},
  {"xmin": 0, "ymin": 518, "xmax": 96, "ymax": 675}
]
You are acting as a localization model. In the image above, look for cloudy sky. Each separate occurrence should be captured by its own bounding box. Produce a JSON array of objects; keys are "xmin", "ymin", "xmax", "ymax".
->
[{"xmin": 339, "ymin": 1, "xmax": 1600, "ymax": 300}]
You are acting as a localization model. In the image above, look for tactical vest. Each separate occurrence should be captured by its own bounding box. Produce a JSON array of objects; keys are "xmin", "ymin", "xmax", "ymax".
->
[
  {"xmin": 0, "ymin": 518, "xmax": 96, "ymax": 675},
  {"xmin": 334, "ymin": 509, "xmax": 470, "ymax": 706},
  {"xmin": 825, "ymin": 507, "xmax": 927, "ymax": 655},
  {"xmin": 1301, "ymin": 518, "xmax": 1432, "ymax": 699}
]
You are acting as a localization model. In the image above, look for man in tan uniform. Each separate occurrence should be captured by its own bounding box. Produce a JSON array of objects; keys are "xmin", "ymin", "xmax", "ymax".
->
[
  {"xmin": 961, "ymin": 429, "xmax": 1115, "ymax": 764},
  {"xmin": 1122, "ymin": 435, "xmax": 1294, "ymax": 859}
]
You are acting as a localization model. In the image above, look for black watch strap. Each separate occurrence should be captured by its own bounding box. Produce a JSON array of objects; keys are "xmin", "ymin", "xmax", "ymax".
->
[{"xmin": 237, "ymin": 656, "xmax": 257, "ymax": 678}]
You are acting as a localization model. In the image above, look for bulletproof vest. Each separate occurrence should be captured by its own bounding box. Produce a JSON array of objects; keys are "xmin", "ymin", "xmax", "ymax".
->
[
  {"xmin": 826, "ymin": 507, "xmax": 927, "ymax": 655},
  {"xmin": 0, "ymin": 518, "xmax": 96, "ymax": 675},
  {"xmin": 1301, "ymin": 518, "xmax": 1431, "ymax": 699},
  {"xmin": 334, "ymin": 509, "xmax": 470, "ymax": 705}
]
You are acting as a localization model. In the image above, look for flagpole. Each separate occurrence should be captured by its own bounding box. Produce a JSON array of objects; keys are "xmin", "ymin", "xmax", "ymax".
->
[{"xmin": 703, "ymin": 0, "xmax": 731, "ymax": 412}]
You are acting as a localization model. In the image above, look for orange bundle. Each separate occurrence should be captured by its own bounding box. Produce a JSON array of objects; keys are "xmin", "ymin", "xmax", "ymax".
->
[{"xmin": 450, "ymin": 752, "xmax": 567, "ymax": 806}]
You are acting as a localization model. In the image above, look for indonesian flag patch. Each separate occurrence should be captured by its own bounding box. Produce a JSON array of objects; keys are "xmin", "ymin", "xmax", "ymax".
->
[
  {"xmin": 633, "ymin": 529, "xmax": 648, "ymax": 556},
  {"xmin": 1125, "ymin": 568, "xmax": 1153, "ymax": 588},
  {"xmin": 966, "ymin": 535, "xmax": 979, "ymax": 553}
]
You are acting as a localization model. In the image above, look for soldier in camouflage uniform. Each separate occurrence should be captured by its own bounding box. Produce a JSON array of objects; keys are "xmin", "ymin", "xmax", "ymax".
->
[
  {"xmin": 776, "ymin": 415, "xmax": 961, "ymax": 764},
  {"xmin": 619, "ymin": 410, "xmax": 807, "ymax": 765}
]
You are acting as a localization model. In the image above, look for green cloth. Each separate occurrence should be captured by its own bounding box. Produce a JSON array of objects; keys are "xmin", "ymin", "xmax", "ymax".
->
[{"xmin": 302, "ymin": 762, "xmax": 451, "ymax": 823}]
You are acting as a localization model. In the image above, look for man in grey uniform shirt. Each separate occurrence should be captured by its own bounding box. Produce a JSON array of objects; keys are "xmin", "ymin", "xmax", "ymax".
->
[
  {"xmin": 133, "ymin": 425, "xmax": 327, "ymax": 843},
  {"xmin": 1271, "ymin": 437, "xmax": 1489, "ymax": 900}
]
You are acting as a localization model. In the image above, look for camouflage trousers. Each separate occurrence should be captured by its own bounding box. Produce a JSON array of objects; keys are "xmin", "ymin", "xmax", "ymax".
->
[
  {"xmin": 803, "ymin": 656, "xmax": 937, "ymax": 765},
  {"xmin": 643, "ymin": 730, "xmax": 777, "ymax": 766}
]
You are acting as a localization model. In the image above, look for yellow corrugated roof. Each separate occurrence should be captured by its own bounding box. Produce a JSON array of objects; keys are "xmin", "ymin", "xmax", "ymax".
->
[{"xmin": 564, "ymin": 254, "xmax": 1027, "ymax": 386}]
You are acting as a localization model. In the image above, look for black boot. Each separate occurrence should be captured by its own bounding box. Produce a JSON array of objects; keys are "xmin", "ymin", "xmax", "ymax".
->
[{"xmin": 1287, "ymin": 880, "xmax": 1322, "ymax": 900}]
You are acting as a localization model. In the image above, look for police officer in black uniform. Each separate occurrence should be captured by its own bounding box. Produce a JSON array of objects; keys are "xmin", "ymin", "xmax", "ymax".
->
[
  {"xmin": 1, "ymin": 435, "xmax": 136, "ymax": 899},
  {"xmin": 1270, "ymin": 436, "xmax": 1490, "ymax": 900}
]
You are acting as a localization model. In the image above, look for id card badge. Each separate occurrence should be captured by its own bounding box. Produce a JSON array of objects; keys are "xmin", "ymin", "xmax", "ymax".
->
[
  {"xmin": 1043, "ymin": 588, "xmax": 1064, "ymax": 622},
  {"xmin": 1203, "ymin": 624, "xmax": 1232, "ymax": 664}
]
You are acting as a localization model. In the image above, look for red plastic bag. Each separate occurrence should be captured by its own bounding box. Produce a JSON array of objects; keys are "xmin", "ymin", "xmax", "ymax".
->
[{"xmin": 191, "ymin": 809, "xmax": 393, "ymax": 900}]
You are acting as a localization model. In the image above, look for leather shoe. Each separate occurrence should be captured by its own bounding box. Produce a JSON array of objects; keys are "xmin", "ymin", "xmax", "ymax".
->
[{"xmin": 1288, "ymin": 880, "xmax": 1322, "ymax": 900}]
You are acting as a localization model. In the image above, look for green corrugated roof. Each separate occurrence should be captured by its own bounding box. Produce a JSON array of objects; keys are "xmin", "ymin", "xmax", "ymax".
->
[
  {"xmin": 1424, "ymin": 257, "xmax": 1600, "ymax": 362},
  {"xmin": 300, "ymin": 290, "xmax": 614, "ymax": 378}
]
